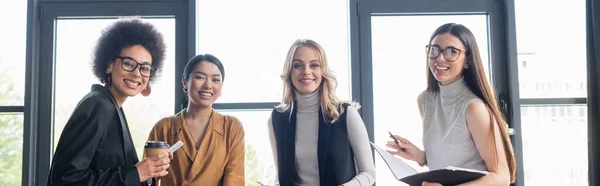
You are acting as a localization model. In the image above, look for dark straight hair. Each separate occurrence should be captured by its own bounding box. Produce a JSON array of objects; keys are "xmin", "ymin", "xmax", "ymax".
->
[
  {"xmin": 180, "ymin": 54, "xmax": 225, "ymax": 110},
  {"xmin": 426, "ymin": 23, "xmax": 516, "ymax": 183}
]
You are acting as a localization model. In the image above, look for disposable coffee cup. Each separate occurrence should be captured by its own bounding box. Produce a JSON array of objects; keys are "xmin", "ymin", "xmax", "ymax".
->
[
  {"xmin": 144, "ymin": 141, "xmax": 170, "ymax": 186},
  {"xmin": 144, "ymin": 141, "xmax": 170, "ymax": 158}
]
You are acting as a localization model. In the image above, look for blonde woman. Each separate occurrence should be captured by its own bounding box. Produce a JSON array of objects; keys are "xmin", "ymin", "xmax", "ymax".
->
[{"xmin": 268, "ymin": 39, "xmax": 375, "ymax": 186}]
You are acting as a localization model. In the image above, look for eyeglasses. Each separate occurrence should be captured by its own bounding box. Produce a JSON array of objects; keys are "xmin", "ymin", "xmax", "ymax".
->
[
  {"xmin": 425, "ymin": 45, "xmax": 465, "ymax": 62},
  {"xmin": 115, "ymin": 56, "xmax": 156, "ymax": 77}
]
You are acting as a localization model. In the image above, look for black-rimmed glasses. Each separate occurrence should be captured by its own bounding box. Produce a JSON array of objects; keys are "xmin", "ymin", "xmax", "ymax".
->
[
  {"xmin": 115, "ymin": 56, "xmax": 156, "ymax": 77},
  {"xmin": 425, "ymin": 45, "xmax": 465, "ymax": 62}
]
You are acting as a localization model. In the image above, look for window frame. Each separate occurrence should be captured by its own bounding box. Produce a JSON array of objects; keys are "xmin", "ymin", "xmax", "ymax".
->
[
  {"xmin": 506, "ymin": 0, "xmax": 598, "ymax": 185},
  {"xmin": 586, "ymin": 0, "xmax": 600, "ymax": 185},
  {"xmin": 0, "ymin": 107, "xmax": 24, "ymax": 113}
]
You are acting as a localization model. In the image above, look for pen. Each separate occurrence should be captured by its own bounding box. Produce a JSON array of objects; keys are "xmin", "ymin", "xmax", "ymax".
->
[
  {"xmin": 257, "ymin": 181, "xmax": 266, "ymax": 186},
  {"xmin": 388, "ymin": 131, "xmax": 406, "ymax": 152}
]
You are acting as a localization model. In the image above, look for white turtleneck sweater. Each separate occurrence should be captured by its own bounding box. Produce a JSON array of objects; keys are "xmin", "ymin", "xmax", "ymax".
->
[{"xmin": 268, "ymin": 91, "xmax": 376, "ymax": 186}]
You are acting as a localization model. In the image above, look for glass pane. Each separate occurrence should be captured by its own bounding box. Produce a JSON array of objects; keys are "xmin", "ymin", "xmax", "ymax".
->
[
  {"xmin": 0, "ymin": 1, "xmax": 27, "ymax": 106},
  {"xmin": 197, "ymin": 0, "xmax": 351, "ymax": 103},
  {"xmin": 52, "ymin": 18, "xmax": 176, "ymax": 160},
  {"xmin": 0, "ymin": 113, "xmax": 23, "ymax": 186},
  {"xmin": 370, "ymin": 15, "xmax": 491, "ymax": 186},
  {"xmin": 216, "ymin": 110, "xmax": 275, "ymax": 186},
  {"xmin": 521, "ymin": 105, "xmax": 587, "ymax": 186},
  {"xmin": 515, "ymin": 0, "xmax": 587, "ymax": 98}
]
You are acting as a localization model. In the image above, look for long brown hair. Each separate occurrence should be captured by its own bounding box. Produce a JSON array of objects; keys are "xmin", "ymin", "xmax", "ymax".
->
[
  {"xmin": 426, "ymin": 23, "xmax": 516, "ymax": 182},
  {"xmin": 276, "ymin": 39, "xmax": 358, "ymax": 123}
]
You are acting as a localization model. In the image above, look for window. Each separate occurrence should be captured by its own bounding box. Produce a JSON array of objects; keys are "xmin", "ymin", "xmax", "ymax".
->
[
  {"xmin": 196, "ymin": 0, "xmax": 351, "ymax": 103},
  {"xmin": 216, "ymin": 110, "xmax": 276, "ymax": 185},
  {"xmin": 0, "ymin": 1, "xmax": 27, "ymax": 185},
  {"xmin": 52, "ymin": 18, "xmax": 176, "ymax": 160},
  {"xmin": 0, "ymin": 114, "xmax": 23, "ymax": 186},
  {"xmin": 516, "ymin": 0, "xmax": 587, "ymax": 99},
  {"xmin": 520, "ymin": 105, "xmax": 587, "ymax": 186},
  {"xmin": 522, "ymin": 107, "xmax": 528, "ymax": 116},
  {"xmin": 0, "ymin": 1, "xmax": 26, "ymax": 106},
  {"xmin": 515, "ymin": 0, "xmax": 588, "ymax": 185}
]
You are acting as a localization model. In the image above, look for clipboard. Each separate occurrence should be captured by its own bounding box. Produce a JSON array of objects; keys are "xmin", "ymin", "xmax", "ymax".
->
[{"xmin": 370, "ymin": 142, "xmax": 488, "ymax": 186}]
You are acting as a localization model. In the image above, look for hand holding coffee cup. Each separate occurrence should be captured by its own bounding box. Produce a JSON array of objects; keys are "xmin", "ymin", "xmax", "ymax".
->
[{"xmin": 136, "ymin": 141, "xmax": 171, "ymax": 182}]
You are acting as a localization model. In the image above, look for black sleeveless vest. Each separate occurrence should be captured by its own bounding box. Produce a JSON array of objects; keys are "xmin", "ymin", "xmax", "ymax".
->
[{"xmin": 271, "ymin": 103, "xmax": 356, "ymax": 186}]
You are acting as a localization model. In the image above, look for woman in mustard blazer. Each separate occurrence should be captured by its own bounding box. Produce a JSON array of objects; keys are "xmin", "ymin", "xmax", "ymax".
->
[{"xmin": 145, "ymin": 54, "xmax": 245, "ymax": 186}]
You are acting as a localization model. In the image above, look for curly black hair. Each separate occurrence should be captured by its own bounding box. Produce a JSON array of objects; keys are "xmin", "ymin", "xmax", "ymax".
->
[{"xmin": 92, "ymin": 18, "xmax": 166, "ymax": 83}]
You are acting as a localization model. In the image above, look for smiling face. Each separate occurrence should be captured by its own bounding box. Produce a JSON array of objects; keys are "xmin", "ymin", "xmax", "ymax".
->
[
  {"xmin": 290, "ymin": 46, "xmax": 323, "ymax": 95},
  {"xmin": 427, "ymin": 33, "xmax": 468, "ymax": 85},
  {"xmin": 183, "ymin": 61, "xmax": 223, "ymax": 109},
  {"xmin": 106, "ymin": 45, "xmax": 152, "ymax": 99}
]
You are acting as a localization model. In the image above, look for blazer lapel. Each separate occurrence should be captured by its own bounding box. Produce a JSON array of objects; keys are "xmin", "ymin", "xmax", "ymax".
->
[
  {"xmin": 317, "ymin": 107, "xmax": 331, "ymax": 183},
  {"xmin": 186, "ymin": 109, "xmax": 224, "ymax": 179},
  {"xmin": 117, "ymin": 108, "xmax": 139, "ymax": 164},
  {"xmin": 94, "ymin": 85, "xmax": 138, "ymax": 164}
]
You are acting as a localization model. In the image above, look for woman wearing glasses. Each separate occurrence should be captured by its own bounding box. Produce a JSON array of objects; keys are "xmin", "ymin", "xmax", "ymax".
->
[
  {"xmin": 385, "ymin": 23, "xmax": 516, "ymax": 186},
  {"xmin": 48, "ymin": 18, "xmax": 171, "ymax": 186},
  {"xmin": 145, "ymin": 54, "xmax": 245, "ymax": 186}
]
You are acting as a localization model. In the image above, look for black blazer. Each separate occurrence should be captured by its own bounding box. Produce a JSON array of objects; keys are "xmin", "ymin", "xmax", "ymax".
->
[
  {"xmin": 271, "ymin": 103, "xmax": 356, "ymax": 186},
  {"xmin": 47, "ymin": 84, "xmax": 142, "ymax": 186}
]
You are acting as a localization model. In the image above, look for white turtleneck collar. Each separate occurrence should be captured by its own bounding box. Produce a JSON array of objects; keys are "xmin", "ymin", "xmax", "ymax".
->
[
  {"xmin": 295, "ymin": 90, "xmax": 320, "ymax": 113},
  {"xmin": 439, "ymin": 76, "xmax": 469, "ymax": 99}
]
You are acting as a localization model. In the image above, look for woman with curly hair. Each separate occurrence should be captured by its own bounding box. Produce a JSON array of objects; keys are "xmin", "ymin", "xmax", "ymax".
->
[{"xmin": 48, "ymin": 18, "xmax": 172, "ymax": 186}]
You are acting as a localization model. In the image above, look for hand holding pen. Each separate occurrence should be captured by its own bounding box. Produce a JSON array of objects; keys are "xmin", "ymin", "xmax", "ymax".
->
[
  {"xmin": 388, "ymin": 131, "xmax": 406, "ymax": 152},
  {"xmin": 385, "ymin": 132, "xmax": 426, "ymax": 165}
]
